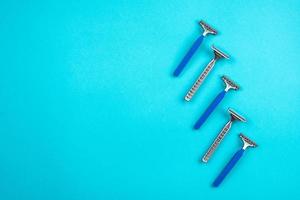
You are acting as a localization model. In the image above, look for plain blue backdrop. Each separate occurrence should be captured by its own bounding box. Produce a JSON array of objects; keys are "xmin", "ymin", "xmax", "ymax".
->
[{"xmin": 0, "ymin": 0, "xmax": 300, "ymax": 199}]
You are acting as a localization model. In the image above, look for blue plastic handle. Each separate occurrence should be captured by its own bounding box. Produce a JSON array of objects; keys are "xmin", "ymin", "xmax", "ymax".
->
[
  {"xmin": 194, "ymin": 90, "xmax": 226, "ymax": 129},
  {"xmin": 213, "ymin": 149, "xmax": 245, "ymax": 187},
  {"xmin": 173, "ymin": 35, "xmax": 204, "ymax": 77}
]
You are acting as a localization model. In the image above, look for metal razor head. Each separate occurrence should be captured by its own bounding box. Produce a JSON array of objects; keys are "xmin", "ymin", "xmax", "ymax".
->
[
  {"xmin": 212, "ymin": 46, "xmax": 229, "ymax": 60},
  {"xmin": 239, "ymin": 133, "xmax": 257, "ymax": 150},
  {"xmin": 228, "ymin": 108, "xmax": 246, "ymax": 122},
  {"xmin": 222, "ymin": 76, "xmax": 239, "ymax": 91},
  {"xmin": 199, "ymin": 20, "xmax": 217, "ymax": 36}
]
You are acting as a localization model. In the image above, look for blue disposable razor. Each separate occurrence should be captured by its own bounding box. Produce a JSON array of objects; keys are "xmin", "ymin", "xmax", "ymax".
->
[
  {"xmin": 173, "ymin": 20, "xmax": 217, "ymax": 77},
  {"xmin": 213, "ymin": 134, "xmax": 257, "ymax": 187},
  {"xmin": 194, "ymin": 76, "xmax": 239, "ymax": 129}
]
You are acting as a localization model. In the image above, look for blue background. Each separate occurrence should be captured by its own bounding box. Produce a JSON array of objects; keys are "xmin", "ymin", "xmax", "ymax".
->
[{"xmin": 0, "ymin": 0, "xmax": 300, "ymax": 199}]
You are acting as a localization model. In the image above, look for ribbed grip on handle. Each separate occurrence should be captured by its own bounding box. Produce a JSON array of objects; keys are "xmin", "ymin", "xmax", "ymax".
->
[
  {"xmin": 185, "ymin": 59, "xmax": 216, "ymax": 101},
  {"xmin": 213, "ymin": 149, "xmax": 245, "ymax": 187},
  {"xmin": 194, "ymin": 91, "xmax": 226, "ymax": 129},
  {"xmin": 173, "ymin": 35, "xmax": 204, "ymax": 77},
  {"xmin": 202, "ymin": 120, "xmax": 232, "ymax": 163}
]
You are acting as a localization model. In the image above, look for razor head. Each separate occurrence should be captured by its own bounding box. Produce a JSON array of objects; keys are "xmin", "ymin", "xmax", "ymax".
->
[
  {"xmin": 212, "ymin": 46, "xmax": 229, "ymax": 60},
  {"xmin": 199, "ymin": 20, "xmax": 217, "ymax": 36},
  {"xmin": 228, "ymin": 108, "xmax": 246, "ymax": 122},
  {"xmin": 222, "ymin": 76, "xmax": 239, "ymax": 91},
  {"xmin": 239, "ymin": 133, "xmax": 257, "ymax": 149}
]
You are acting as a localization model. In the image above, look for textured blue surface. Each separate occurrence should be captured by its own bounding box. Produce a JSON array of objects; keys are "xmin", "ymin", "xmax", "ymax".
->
[
  {"xmin": 213, "ymin": 149, "xmax": 244, "ymax": 187},
  {"xmin": 194, "ymin": 90, "xmax": 226, "ymax": 129},
  {"xmin": 173, "ymin": 35, "xmax": 203, "ymax": 76},
  {"xmin": 0, "ymin": 0, "xmax": 300, "ymax": 199}
]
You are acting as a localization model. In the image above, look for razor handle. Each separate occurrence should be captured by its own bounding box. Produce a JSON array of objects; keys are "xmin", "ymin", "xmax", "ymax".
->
[
  {"xmin": 194, "ymin": 90, "xmax": 226, "ymax": 129},
  {"xmin": 185, "ymin": 58, "xmax": 216, "ymax": 101},
  {"xmin": 213, "ymin": 149, "xmax": 244, "ymax": 187},
  {"xmin": 173, "ymin": 35, "xmax": 204, "ymax": 77},
  {"xmin": 202, "ymin": 120, "xmax": 232, "ymax": 162}
]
